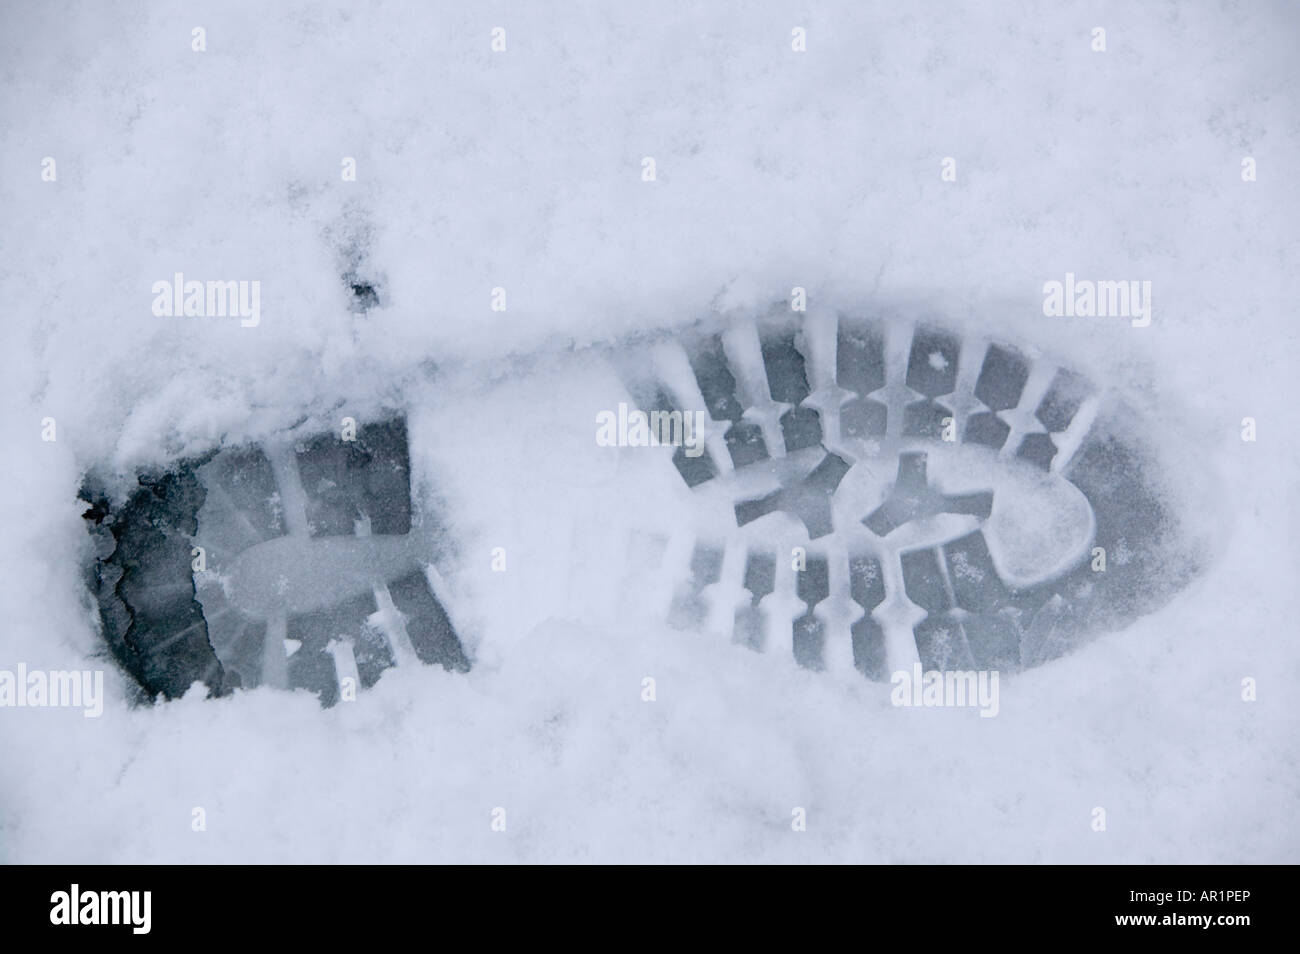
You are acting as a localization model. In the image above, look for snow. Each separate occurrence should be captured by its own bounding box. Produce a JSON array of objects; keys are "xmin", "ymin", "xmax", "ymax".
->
[{"xmin": 1, "ymin": 0, "xmax": 1297, "ymax": 862}]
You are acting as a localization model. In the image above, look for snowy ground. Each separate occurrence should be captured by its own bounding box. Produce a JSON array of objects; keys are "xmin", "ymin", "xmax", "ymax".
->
[{"xmin": 1, "ymin": 0, "xmax": 1297, "ymax": 862}]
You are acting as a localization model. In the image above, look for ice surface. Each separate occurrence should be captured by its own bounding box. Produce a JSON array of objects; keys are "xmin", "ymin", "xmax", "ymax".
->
[{"xmin": 0, "ymin": 0, "xmax": 1297, "ymax": 862}]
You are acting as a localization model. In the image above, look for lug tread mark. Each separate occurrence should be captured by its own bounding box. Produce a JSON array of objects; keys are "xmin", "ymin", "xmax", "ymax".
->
[
  {"xmin": 902, "ymin": 547, "xmax": 977, "ymax": 670},
  {"xmin": 689, "ymin": 334, "xmax": 745, "ymax": 424},
  {"xmin": 793, "ymin": 555, "xmax": 829, "ymax": 669},
  {"xmin": 836, "ymin": 321, "xmax": 887, "ymax": 397},
  {"xmin": 849, "ymin": 555, "xmax": 889, "ymax": 679},
  {"xmin": 945, "ymin": 336, "xmax": 991, "ymax": 442},
  {"xmin": 701, "ymin": 542, "xmax": 749, "ymax": 641},
  {"xmin": 903, "ymin": 398, "xmax": 955, "ymax": 440},
  {"xmin": 1016, "ymin": 432, "xmax": 1058, "ymax": 471},
  {"xmin": 199, "ymin": 448, "xmax": 284, "ymax": 545},
  {"xmin": 942, "ymin": 491, "xmax": 995, "ymax": 521},
  {"xmin": 735, "ymin": 490, "xmax": 783, "ymax": 528},
  {"xmin": 352, "ymin": 619, "xmax": 399, "ymax": 689},
  {"xmin": 815, "ymin": 543, "xmax": 862, "ymax": 675},
  {"xmin": 388, "ymin": 570, "xmax": 471, "ymax": 672},
  {"xmin": 670, "ymin": 543, "xmax": 724, "ymax": 626},
  {"xmin": 222, "ymin": 619, "xmax": 264, "ymax": 690},
  {"xmin": 862, "ymin": 453, "xmax": 993, "ymax": 538},
  {"xmin": 840, "ymin": 397, "xmax": 888, "ymax": 440},
  {"xmin": 760, "ymin": 326, "xmax": 816, "ymax": 448},
  {"xmin": 1047, "ymin": 394, "xmax": 1101, "ymax": 476},
  {"xmin": 905, "ymin": 327, "xmax": 961, "ymax": 399},
  {"xmin": 913, "ymin": 618, "xmax": 977, "ymax": 672},
  {"xmin": 761, "ymin": 331, "xmax": 812, "ymax": 405},
  {"xmin": 262, "ymin": 610, "xmax": 290, "ymax": 690},
  {"xmin": 941, "ymin": 530, "xmax": 1024, "ymax": 670},
  {"xmin": 900, "ymin": 547, "xmax": 951, "ymax": 615},
  {"xmin": 964, "ymin": 411, "xmax": 1012, "ymax": 450},
  {"xmin": 725, "ymin": 421, "xmax": 769, "ymax": 469},
  {"xmin": 974, "ymin": 344, "xmax": 1030, "ymax": 412},
  {"xmin": 994, "ymin": 364, "xmax": 1057, "ymax": 462},
  {"xmin": 718, "ymin": 321, "xmax": 791, "ymax": 459},
  {"xmin": 734, "ymin": 550, "xmax": 776, "ymax": 650},
  {"xmin": 780, "ymin": 405, "xmax": 824, "ymax": 454},
  {"xmin": 758, "ymin": 559, "xmax": 805, "ymax": 656},
  {"xmin": 743, "ymin": 551, "xmax": 777, "ymax": 598},
  {"xmin": 651, "ymin": 341, "xmax": 734, "ymax": 478},
  {"xmin": 1036, "ymin": 368, "xmax": 1091, "ymax": 432},
  {"xmin": 294, "ymin": 419, "xmax": 412, "ymax": 537},
  {"xmin": 326, "ymin": 638, "xmax": 361, "ymax": 697},
  {"xmin": 285, "ymin": 592, "xmax": 378, "ymax": 705},
  {"xmin": 649, "ymin": 389, "xmax": 716, "ymax": 488},
  {"xmin": 733, "ymin": 452, "xmax": 852, "ymax": 539},
  {"xmin": 783, "ymin": 452, "xmax": 851, "ymax": 539},
  {"xmin": 799, "ymin": 312, "xmax": 856, "ymax": 452}
]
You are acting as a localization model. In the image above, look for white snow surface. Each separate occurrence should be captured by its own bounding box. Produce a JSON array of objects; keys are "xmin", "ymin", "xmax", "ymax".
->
[{"xmin": 1, "ymin": 0, "xmax": 1297, "ymax": 862}]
